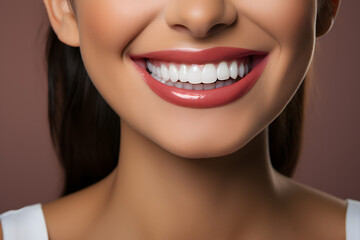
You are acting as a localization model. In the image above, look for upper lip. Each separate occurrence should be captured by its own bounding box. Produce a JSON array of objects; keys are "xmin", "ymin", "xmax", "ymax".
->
[{"xmin": 130, "ymin": 47, "xmax": 267, "ymax": 64}]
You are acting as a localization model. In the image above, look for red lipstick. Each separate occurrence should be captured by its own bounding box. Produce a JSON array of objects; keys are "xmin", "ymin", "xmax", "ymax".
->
[{"xmin": 131, "ymin": 47, "xmax": 268, "ymax": 108}]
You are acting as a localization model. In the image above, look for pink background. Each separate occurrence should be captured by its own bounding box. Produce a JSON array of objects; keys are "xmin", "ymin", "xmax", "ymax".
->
[{"xmin": 0, "ymin": 0, "xmax": 359, "ymax": 212}]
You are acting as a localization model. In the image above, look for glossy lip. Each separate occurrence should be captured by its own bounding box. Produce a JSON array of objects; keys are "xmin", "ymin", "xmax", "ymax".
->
[
  {"xmin": 130, "ymin": 47, "xmax": 269, "ymax": 108},
  {"xmin": 131, "ymin": 47, "xmax": 266, "ymax": 64}
]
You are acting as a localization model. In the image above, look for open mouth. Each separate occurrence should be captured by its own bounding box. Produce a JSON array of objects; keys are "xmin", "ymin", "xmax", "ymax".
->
[
  {"xmin": 131, "ymin": 47, "xmax": 268, "ymax": 108},
  {"xmin": 145, "ymin": 56, "xmax": 255, "ymax": 90}
]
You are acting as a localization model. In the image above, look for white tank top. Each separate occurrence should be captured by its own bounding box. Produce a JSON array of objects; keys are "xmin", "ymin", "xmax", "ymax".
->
[{"xmin": 1, "ymin": 199, "xmax": 360, "ymax": 239}]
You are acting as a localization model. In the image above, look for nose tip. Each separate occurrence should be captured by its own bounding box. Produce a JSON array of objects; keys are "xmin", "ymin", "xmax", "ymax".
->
[{"xmin": 166, "ymin": 0, "xmax": 237, "ymax": 38}]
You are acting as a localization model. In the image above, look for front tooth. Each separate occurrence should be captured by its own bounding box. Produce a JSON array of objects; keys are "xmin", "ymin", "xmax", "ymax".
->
[
  {"xmin": 179, "ymin": 65, "xmax": 188, "ymax": 83},
  {"xmin": 202, "ymin": 64, "xmax": 217, "ymax": 84},
  {"xmin": 239, "ymin": 63, "xmax": 245, "ymax": 78},
  {"xmin": 161, "ymin": 65, "xmax": 170, "ymax": 81},
  {"xmin": 229, "ymin": 61, "xmax": 238, "ymax": 79},
  {"xmin": 217, "ymin": 62, "xmax": 230, "ymax": 80},
  {"xmin": 188, "ymin": 65, "xmax": 202, "ymax": 84},
  {"xmin": 169, "ymin": 64, "xmax": 179, "ymax": 82}
]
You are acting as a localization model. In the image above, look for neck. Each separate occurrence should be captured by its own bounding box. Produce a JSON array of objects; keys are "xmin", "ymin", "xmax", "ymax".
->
[{"xmin": 104, "ymin": 121, "xmax": 281, "ymax": 239}]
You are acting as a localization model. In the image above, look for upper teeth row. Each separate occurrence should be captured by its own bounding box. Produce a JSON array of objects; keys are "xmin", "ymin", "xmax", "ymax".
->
[{"xmin": 147, "ymin": 60, "xmax": 250, "ymax": 85}]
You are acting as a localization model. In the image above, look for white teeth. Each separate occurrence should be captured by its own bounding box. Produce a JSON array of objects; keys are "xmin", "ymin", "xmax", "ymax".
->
[
  {"xmin": 147, "ymin": 61, "xmax": 153, "ymax": 73},
  {"xmin": 217, "ymin": 62, "xmax": 230, "ymax": 81},
  {"xmin": 146, "ymin": 58, "xmax": 252, "ymax": 90},
  {"xmin": 161, "ymin": 65, "xmax": 170, "ymax": 81},
  {"xmin": 169, "ymin": 64, "xmax": 179, "ymax": 83},
  {"xmin": 239, "ymin": 63, "xmax": 245, "ymax": 78},
  {"xmin": 151, "ymin": 72, "xmax": 161, "ymax": 81},
  {"xmin": 188, "ymin": 65, "xmax": 202, "ymax": 84},
  {"xmin": 229, "ymin": 61, "xmax": 238, "ymax": 79},
  {"xmin": 156, "ymin": 68, "xmax": 162, "ymax": 78},
  {"xmin": 179, "ymin": 64, "xmax": 188, "ymax": 83},
  {"xmin": 202, "ymin": 64, "xmax": 217, "ymax": 84},
  {"xmin": 245, "ymin": 63, "xmax": 249, "ymax": 75}
]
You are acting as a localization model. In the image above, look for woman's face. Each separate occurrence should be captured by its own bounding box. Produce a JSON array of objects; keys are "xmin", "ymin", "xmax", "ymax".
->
[{"xmin": 72, "ymin": 0, "xmax": 316, "ymax": 158}]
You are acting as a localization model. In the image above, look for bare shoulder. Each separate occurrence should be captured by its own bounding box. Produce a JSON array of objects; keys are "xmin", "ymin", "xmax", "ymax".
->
[
  {"xmin": 275, "ymin": 173, "xmax": 347, "ymax": 240},
  {"xmin": 43, "ymin": 171, "xmax": 115, "ymax": 240}
]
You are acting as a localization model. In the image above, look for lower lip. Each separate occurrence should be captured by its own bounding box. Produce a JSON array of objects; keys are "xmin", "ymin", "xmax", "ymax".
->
[{"xmin": 132, "ymin": 55, "xmax": 268, "ymax": 108}]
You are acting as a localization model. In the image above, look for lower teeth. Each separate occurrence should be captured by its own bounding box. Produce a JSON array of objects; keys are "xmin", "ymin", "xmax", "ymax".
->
[{"xmin": 151, "ymin": 73, "xmax": 237, "ymax": 90}]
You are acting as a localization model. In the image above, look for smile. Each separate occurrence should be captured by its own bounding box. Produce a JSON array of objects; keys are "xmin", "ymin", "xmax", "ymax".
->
[
  {"xmin": 131, "ymin": 47, "xmax": 268, "ymax": 108},
  {"xmin": 147, "ymin": 58, "xmax": 251, "ymax": 90}
]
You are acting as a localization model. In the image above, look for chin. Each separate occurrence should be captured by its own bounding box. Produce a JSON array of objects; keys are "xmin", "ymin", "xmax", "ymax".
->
[{"xmin": 155, "ymin": 131, "xmax": 257, "ymax": 159}]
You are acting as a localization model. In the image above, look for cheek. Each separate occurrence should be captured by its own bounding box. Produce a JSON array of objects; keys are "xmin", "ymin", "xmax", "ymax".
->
[
  {"xmin": 76, "ymin": 0, "xmax": 164, "ymax": 53},
  {"xmin": 243, "ymin": 0, "xmax": 316, "ymax": 45},
  {"xmin": 247, "ymin": 0, "xmax": 316, "ymax": 98},
  {"xmin": 74, "ymin": 0, "xmax": 165, "ymax": 111}
]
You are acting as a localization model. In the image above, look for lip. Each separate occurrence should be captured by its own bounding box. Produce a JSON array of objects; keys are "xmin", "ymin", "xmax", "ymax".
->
[{"xmin": 130, "ymin": 47, "xmax": 269, "ymax": 108}]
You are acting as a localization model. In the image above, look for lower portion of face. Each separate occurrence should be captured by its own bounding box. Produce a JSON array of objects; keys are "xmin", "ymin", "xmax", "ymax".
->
[{"xmin": 74, "ymin": 0, "xmax": 316, "ymax": 158}]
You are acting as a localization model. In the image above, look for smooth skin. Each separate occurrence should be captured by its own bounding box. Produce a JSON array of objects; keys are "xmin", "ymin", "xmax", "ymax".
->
[{"xmin": 0, "ymin": 0, "xmax": 343, "ymax": 239}]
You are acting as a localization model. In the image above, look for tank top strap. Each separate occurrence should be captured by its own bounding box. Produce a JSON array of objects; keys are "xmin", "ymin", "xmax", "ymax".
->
[
  {"xmin": 346, "ymin": 199, "xmax": 360, "ymax": 240},
  {"xmin": 0, "ymin": 204, "xmax": 49, "ymax": 240}
]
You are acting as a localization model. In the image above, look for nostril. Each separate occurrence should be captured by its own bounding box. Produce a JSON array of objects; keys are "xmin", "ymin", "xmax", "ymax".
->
[
  {"xmin": 207, "ymin": 23, "xmax": 230, "ymax": 36},
  {"xmin": 172, "ymin": 23, "xmax": 230, "ymax": 39},
  {"xmin": 172, "ymin": 24, "xmax": 192, "ymax": 34},
  {"xmin": 171, "ymin": 20, "xmax": 237, "ymax": 39},
  {"xmin": 172, "ymin": 24, "xmax": 211, "ymax": 38}
]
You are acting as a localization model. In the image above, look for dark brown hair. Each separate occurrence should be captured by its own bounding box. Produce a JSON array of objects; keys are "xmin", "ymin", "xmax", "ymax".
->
[{"xmin": 47, "ymin": 31, "xmax": 120, "ymax": 195}]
